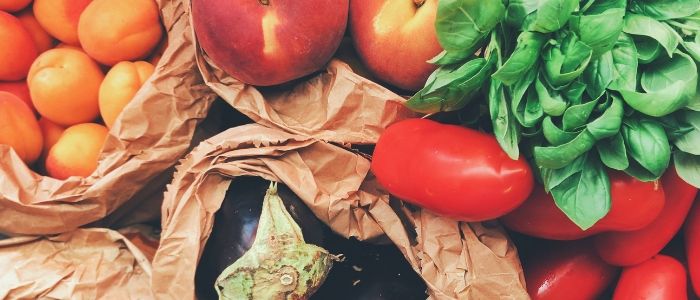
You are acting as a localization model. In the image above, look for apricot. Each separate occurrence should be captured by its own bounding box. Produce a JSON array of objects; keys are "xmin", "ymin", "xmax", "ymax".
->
[
  {"xmin": 0, "ymin": 81, "xmax": 35, "ymax": 114},
  {"xmin": 45, "ymin": 123, "xmax": 108, "ymax": 179},
  {"xmin": 17, "ymin": 9, "xmax": 55, "ymax": 53},
  {"xmin": 78, "ymin": 0, "xmax": 163, "ymax": 66},
  {"xmin": 0, "ymin": 92, "xmax": 43, "ymax": 164},
  {"xmin": 37, "ymin": 117, "xmax": 65, "ymax": 158},
  {"xmin": 99, "ymin": 61, "xmax": 154, "ymax": 128},
  {"xmin": 33, "ymin": 0, "xmax": 92, "ymax": 45},
  {"xmin": 0, "ymin": 0, "xmax": 31, "ymax": 12},
  {"xmin": 28, "ymin": 48, "xmax": 104, "ymax": 126},
  {"xmin": 0, "ymin": 11, "xmax": 37, "ymax": 80}
]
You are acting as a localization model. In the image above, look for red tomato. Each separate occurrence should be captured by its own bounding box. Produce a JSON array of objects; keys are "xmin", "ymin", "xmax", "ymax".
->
[
  {"xmin": 685, "ymin": 196, "xmax": 700, "ymax": 297},
  {"xmin": 371, "ymin": 119, "xmax": 534, "ymax": 221},
  {"xmin": 613, "ymin": 255, "xmax": 687, "ymax": 300},
  {"xmin": 524, "ymin": 240, "xmax": 619, "ymax": 300},
  {"xmin": 595, "ymin": 166, "xmax": 697, "ymax": 266},
  {"xmin": 501, "ymin": 171, "xmax": 665, "ymax": 240}
]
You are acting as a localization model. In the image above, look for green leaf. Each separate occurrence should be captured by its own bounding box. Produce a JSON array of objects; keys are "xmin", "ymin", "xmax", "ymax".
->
[
  {"xmin": 564, "ymin": 81, "xmax": 587, "ymax": 104},
  {"xmin": 619, "ymin": 51, "xmax": 698, "ymax": 117},
  {"xmin": 542, "ymin": 116, "xmax": 580, "ymax": 145},
  {"xmin": 623, "ymin": 14, "xmax": 681, "ymax": 57},
  {"xmin": 534, "ymin": 130, "xmax": 598, "ymax": 169},
  {"xmin": 536, "ymin": 76, "xmax": 568, "ymax": 116},
  {"xmin": 629, "ymin": 0, "xmax": 700, "ymax": 21},
  {"xmin": 511, "ymin": 66, "xmax": 543, "ymax": 127},
  {"xmin": 549, "ymin": 153, "xmax": 611, "ymax": 230},
  {"xmin": 563, "ymin": 98, "xmax": 599, "ymax": 131},
  {"xmin": 634, "ymin": 36, "xmax": 664, "ymax": 64},
  {"xmin": 526, "ymin": 0, "xmax": 579, "ymax": 33},
  {"xmin": 587, "ymin": 94, "xmax": 624, "ymax": 140},
  {"xmin": 608, "ymin": 33, "xmax": 638, "ymax": 91},
  {"xmin": 675, "ymin": 110, "xmax": 700, "ymax": 155},
  {"xmin": 493, "ymin": 31, "xmax": 548, "ymax": 85},
  {"xmin": 490, "ymin": 79, "xmax": 521, "ymax": 160},
  {"xmin": 674, "ymin": 151, "xmax": 700, "ymax": 188},
  {"xmin": 597, "ymin": 132, "xmax": 629, "ymax": 170},
  {"xmin": 505, "ymin": 0, "xmax": 540, "ymax": 28},
  {"xmin": 542, "ymin": 153, "xmax": 587, "ymax": 189},
  {"xmin": 434, "ymin": 0, "xmax": 506, "ymax": 65},
  {"xmin": 570, "ymin": 6, "xmax": 625, "ymax": 58},
  {"xmin": 582, "ymin": 52, "xmax": 615, "ymax": 99},
  {"xmin": 543, "ymin": 33, "xmax": 594, "ymax": 88},
  {"xmin": 621, "ymin": 117, "xmax": 671, "ymax": 178}
]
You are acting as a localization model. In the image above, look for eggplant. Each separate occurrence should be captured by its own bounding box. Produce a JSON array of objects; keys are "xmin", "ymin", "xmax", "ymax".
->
[
  {"xmin": 195, "ymin": 177, "xmax": 327, "ymax": 300},
  {"xmin": 311, "ymin": 233, "xmax": 428, "ymax": 300}
]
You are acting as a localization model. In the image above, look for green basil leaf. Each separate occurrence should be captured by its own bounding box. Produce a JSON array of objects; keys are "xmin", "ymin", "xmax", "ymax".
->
[
  {"xmin": 634, "ymin": 36, "xmax": 664, "ymax": 64},
  {"xmin": 434, "ymin": 0, "xmax": 506, "ymax": 65},
  {"xmin": 526, "ymin": 0, "xmax": 579, "ymax": 33},
  {"xmin": 493, "ymin": 31, "xmax": 548, "ymax": 85},
  {"xmin": 542, "ymin": 153, "xmax": 587, "ymax": 189},
  {"xmin": 490, "ymin": 79, "xmax": 521, "ymax": 160},
  {"xmin": 674, "ymin": 151, "xmax": 700, "ymax": 188},
  {"xmin": 536, "ymin": 76, "xmax": 568, "ymax": 116},
  {"xmin": 629, "ymin": 0, "xmax": 700, "ymax": 21},
  {"xmin": 428, "ymin": 50, "xmax": 470, "ymax": 66},
  {"xmin": 534, "ymin": 130, "xmax": 598, "ymax": 169},
  {"xmin": 587, "ymin": 94, "xmax": 624, "ymax": 140},
  {"xmin": 683, "ymin": 41, "xmax": 700, "ymax": 62},
  {"xmin": 570, "ymin": 6, "xmax": 625, "ymax": 57},
  {"xmin": 608, "ymin": 33, "xmax": 638, "ymax": 91},
  {"xmin": 563, "ymin": 98, "xmax": 599, "ymax": 131},
  {"xmin": 542, "ymin": 116, "xmax": 580, "ymax": 145},
  {"xmin": 621, "ymin": 117, "xmax": 672, "ymax": 178},
  {"xmin": 511, "ymin": 66, "xmax": 542, "ymax": 127},
  {"xmin": 550, "ymin": 153, "xmax": 611, "ymax": 230},
  {"xmin": 675, "ymin": 110, "xmax": 700, "ymax": 155},
  {"xmin": 623, "ymin": 14, "xmax": 681, "ymax": 57},
  {"xmin": 543, "ymin": 33, "xmax": 594, "ymax": 88},
  {"xmin": 506, "ymin": 0, "xmax": 540, "ymax": 28},
  {"xmin": 564, "ymin": 81, "xmax": 587, "ymax": 104},
  {"xmin": 597, "ymin": 132, "xmax": 629, "ymax": 170},
  {"xmin": 620, "ymin": 51, "xmax": 698, "ymax": 117},
  {"xmin": 582, "ymin": 52, "xmax": 615, "ymax": 99}
]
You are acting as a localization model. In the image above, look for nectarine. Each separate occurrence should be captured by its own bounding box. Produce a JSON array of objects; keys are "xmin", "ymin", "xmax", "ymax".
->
[
  {"xmin": 0, "ymin": 81, "xmax": 35, "ymax": 114},
  {"xmin": 0, "ymin": 0, "xmax": 31, "ymax": 12},
  {"xmin": 17, "ymin": 9, "xmax": 55, "ymax": 53},
  {"xmin": 192, "ymin": 0, "xmax": 348, "ymax": 86},
  {"xmin": 0, "ymin": 92, "xmax": 43, "ymax": 164},
  {"xmin": 37, "ymin": 117, "xmax": 65, "ymax": 158},
  {"xmin": 78, "ymin": 0, "xmax": 163, "ymax": 66},
  {"xmin": 33, "ymin": 0, "xmax": 92, "ymax": 45},
  {"xmin": 99, "ymin": 61, "xmax": 155, "ymax": 128},
  {"xmin": 0, "ymin": 11, "xmax": 38, "ymax": 80},
  {"xmin": 28, "ymin": 48, "xmax": 104, "ymax": 126},
  {"xmin": 45, "ymin": 123, "xmax": 108, "ymax": 179},
  {"xmin": 349, "ymin": 0, "xmax": 442, "ymax": 91}
]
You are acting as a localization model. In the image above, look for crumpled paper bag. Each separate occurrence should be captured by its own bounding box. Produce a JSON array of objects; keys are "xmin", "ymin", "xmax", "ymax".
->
[
  {"xmin": 0, "ymin": 0, "xmax": 218, "ymax": 235},
  {"xmin": 0, "ymin": 228, "xmax": 153, "ymax": 299},
  {"xmin": 151, "ymin": 125, "xmax": 528, "ymax": 300}
]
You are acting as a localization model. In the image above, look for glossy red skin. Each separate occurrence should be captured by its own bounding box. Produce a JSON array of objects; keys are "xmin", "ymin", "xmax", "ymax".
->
[
  {"xmin": 613, "ymin": 255, "xmax": 687, "ymax": 300},
  {"xmin": 595, "ymin": 167, "xmax": 697, "ymax": 266},
  {"xmin": 192, "ymin": 0, "xmax": 348, "ymax": 86},
  {"xmin": 371, "ymin": 118, "xmax": 534, "ymax": 221},
  {"xmin": 501, "ymin": 171, "xmax": 665, "ymax": 240},
  {"xmin": 525, "ymin": 241, "xmax": 618, "ymax": 300},
  {"xmin": 685, "ymin": 194, "xmax": 700, "ymax": 297}
]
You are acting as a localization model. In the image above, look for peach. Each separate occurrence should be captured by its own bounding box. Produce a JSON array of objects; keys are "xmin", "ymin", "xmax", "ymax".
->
[
  {"xmin": 99, "ymin": 61, "xmax": 154, "ymax": 128},
  {"xmin": 191, "ymin": 0, "xmax": 348, "ymax": 86},
  {"xmin": 0, "ymin": 0, "xmax": 31, "ymax": 12},
  {"xmin": 37, "ymin": 117, "xmax": 65, "ymax": 158},
  {"xmin": 0, "ymin": 92, "xmax": 43, "ymax": 164},
  {"xmin": 78, "ymin": 0, "xmax": 163, "ymax": 66},
  {"xmin": 45, "ymin": 123, "xmax": 107, "ymax": 179},
  {"xmin": 0, "ymin": 81, "xmax": 35, "ymax": 114},
  {"xmin": 350, "ymin": 0, "xmax": 442, "ymax": 91},
  {"xmin": 17, "ymin": 9, "xmax": 55, "ymax": 53},
  {"xmin": 28, "ymin": 48, "xmax": 104, "ymax": 126},
  {"xmin": 33, "ymin": 0, "xmax": 92, "ymax": 45},
  {"xmin": 0, "ymin": 11, "xmax": 37, "ymax": 80}
]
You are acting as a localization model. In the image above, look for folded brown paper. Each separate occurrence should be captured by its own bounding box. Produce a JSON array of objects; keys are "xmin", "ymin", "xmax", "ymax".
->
[
  {"xmin": 0, "ymin": 228, "xmax": 153, "ymax": 299},
  {"xmin": 0, "ymin": 0, "xmax": 218, "ymax": 235}
]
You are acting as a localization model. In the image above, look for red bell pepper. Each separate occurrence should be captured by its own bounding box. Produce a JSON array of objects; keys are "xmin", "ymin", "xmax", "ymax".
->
[
  {"xmin": 685, "ymin": 196, "xmax": 700, "ymax": 297},
  {"xmin": 613, "ymin": 255, "xmax": 687, "ymax": 300}
]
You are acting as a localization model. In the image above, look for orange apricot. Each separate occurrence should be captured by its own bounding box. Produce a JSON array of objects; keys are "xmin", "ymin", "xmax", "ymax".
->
[
  {"xmin": 0, "ymin": 91, "xmax": 43, "ymax": 164},
  {"xmin": 0, "ymin": 0, "xmax": 31, "ymax": 12},
  {"xmin": 99, "ymin": 61, "xmax": 154, "ymax": 128},
  {"xmin": 45, "ymin": 123, "xmax": 108, "ymax": 179},
  {"xmin": 0, "ymin": 81, "xmax": 35, "ymax": 114},
  {"xmin": 28, "ymin": 48, "xmax": 104, "ymax": 126},
  {"xmin": 33, "ymin": 0, "xmax": 92, "ymax": 45},
  {"xmin": 0, "ymin": 11, "xmax": 37, "ymax": 80},
  {"xmin": 37, "ymin": 117, "xmax": 65, "ymax": 158},
  {"xmin": 17, "ymin": 8, "xmax": 55, "ymax": 53},
  {"xmin": 78, "ymin": 0, "xmax": 163, "ymax": 66}
]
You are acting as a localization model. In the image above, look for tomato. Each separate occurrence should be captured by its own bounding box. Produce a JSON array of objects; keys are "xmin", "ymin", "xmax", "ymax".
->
[
  {"xmin": 371, "ymin": 118, "xmax": 534, "ymax": 221},
  {"xmin": 595, "ymin": 166, "xmax": 697, "ymax": 266},
  {"xmin": 501, "ymin": 171, "xmax": 665, "ymax": 240},
  {"xmin": 524, "ymin": 240, "xmax": 618, "ymax": 300},
  {"xmin": 685, "ymin": 195, "xmax": 700, "ymax": 297},
  {"xmin": 613, "ymin": 255, "xmax": 687, "ymax": 300}
]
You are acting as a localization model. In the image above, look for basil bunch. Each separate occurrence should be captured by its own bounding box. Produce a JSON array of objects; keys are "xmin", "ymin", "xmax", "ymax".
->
[{"xmin": 406, "ymin": 0, "xmax": 700, "ymax": 230}]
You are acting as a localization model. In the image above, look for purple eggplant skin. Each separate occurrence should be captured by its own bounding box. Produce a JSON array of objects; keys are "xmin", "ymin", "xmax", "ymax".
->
[
  {"xmin": 311, "ymin": 233, "xmax": 427, "ymax": 300},
  {"xmin": 194, "ymin": 176, "xmax": 326, "ymax": 300}
]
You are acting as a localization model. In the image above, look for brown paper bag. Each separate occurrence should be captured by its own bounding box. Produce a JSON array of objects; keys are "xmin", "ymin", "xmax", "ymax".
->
[
  {"xmin": 151, "ymin": 124, "xmax": 528, "ymax": 299},
  {"xmin": 0, "ymin": 0, "xmax": 219, "ymax": 235},
  {"xmin": 0, "ymin": 228, "xmax": 153, "ymax": 299}
]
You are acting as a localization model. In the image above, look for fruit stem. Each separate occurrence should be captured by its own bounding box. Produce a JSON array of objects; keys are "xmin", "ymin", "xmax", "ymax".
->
[
  {"xmin": 259, "ymin": 0, "xmax": 270, "ymax": 5},
  {"xmin": 414, "ymin": 0, "xmax": 425, "ymax": 7}
]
